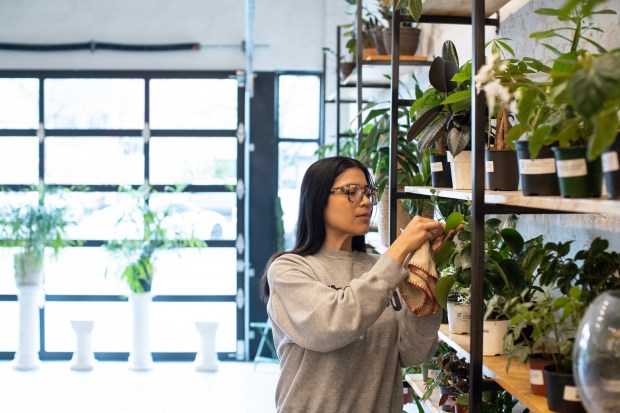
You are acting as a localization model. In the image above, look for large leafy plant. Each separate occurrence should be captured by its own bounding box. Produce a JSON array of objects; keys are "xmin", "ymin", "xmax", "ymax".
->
[
  {"xmin": 105, "ymin": 185, "xmax": 207, "ymax": 294},
  {"xmin": 478, "ymin": 0, "xmax": 620, "ymax": 160},
  {"xmin": 0, "ymin": 185, "xmax": 75, "ymax": 273},
  {"xmin": 407, "ymin": 40, "xmax": 473, "ymax": 158}
]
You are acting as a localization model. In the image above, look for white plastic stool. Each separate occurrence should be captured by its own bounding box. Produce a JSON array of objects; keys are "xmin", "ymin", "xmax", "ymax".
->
[
  {"xmin": 194, "ymin": 321, "xmax": 219, "ymax": 372},
  {"xmin": 70, "ymin": 320, "xmax": 96, "ymax": 371}
]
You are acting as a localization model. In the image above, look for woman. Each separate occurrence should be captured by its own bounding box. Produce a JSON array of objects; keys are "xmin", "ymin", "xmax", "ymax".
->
[{"xmin": 260, "ymin": 156, "xmax": 446, "ymax": 412}]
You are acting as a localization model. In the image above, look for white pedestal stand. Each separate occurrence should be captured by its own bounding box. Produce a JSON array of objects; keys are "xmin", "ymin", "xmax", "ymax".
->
[
  {"xmin": 13, "ymin": 285, "xmax": 42, "ymax": 371},
  {"xmin": 70, "ymin": 320, "xmax": 96, "ymax": 371},
  {"xmin": 128, "ymin": 292, "xmax": 153, "ymax": 371},
  {"xmin": 194, "ymin": 321, "xmax": 219, "ymax": 372}
]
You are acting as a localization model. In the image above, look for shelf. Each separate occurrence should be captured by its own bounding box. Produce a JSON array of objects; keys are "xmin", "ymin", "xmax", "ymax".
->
[
  {"xmin": 438, "ymin": 325, "xmax": 551, "ymax": 413},
  {"xmin": 420, "ymin": 0, "xmax": 511, "ymax": 18},
  {"xmin": 405, "ymin": 373, "xmax": 442, "ymax": 413},
  {"xmin": 363, "ymin": 55, "xmax": 433, "ymax": 65},
  {"xmin": 403, "ymin": 186, "xmax": 620, "ymax": 216}
]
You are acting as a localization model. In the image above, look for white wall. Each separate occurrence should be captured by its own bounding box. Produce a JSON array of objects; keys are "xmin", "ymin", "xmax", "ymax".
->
[{"xmin": 0, "ymin": 0, "xmax": 329, "ymax": 71}]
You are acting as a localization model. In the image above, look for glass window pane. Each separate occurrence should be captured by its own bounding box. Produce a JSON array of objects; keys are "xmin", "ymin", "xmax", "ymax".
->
[
  {"xmin": 149, "ymin": 192, "xmax": 236, "ymax": 241},
  {"xmin": 0, "ymin": 249, "xmax": 18, "ymax": 294},
  {"xmin": 150, "ymin": 79, "xmax": 238, "ymax": 129},
  {"xmin": 151, "ymin": 302, "xmax": 237, "ymax": 352},
  {"xmin": 45, "ymin": 247, "xmax": 126, "ymax": 295},
  {"xmin": 0, "ymin": 302, "xmax": 19, "ymax": 351},
  {"xmin": 278, "ymin": 142, "xmax": 318, "ymax": 249},
  {"xmin": 278, "ymin": 75, "xmax": 320, "ymax": 139},
  {"xmin": 0, "ymin": 137, "xmax": 38, "ymax": 185},
  {"xmin": 44, "ymin": 79, "xmax": 144, "ymax": 129},
  {"xmin": 44, "ymin": 301, "xmax": 237, "ymax": 353},
  {"xmin": 59, "ymin": 192, "xmax": 138, "ymax": 240},
  {"xmin": 152, "ymin": 248, "xmax": 237, "ymax": 295},
  {"xmin": 45, "ymin": 137, "xmax": 144, "ymax": 185},
  {"xmin": 0, "ymin": 78, "xmax": 39, "ymax": 129},
  {"xmin": 44, "ymin": 301, "xmax": 130, "ymax": 352},
  {"xmin": 149, "ymin": 137, "xmax": 236, "ymax": 185}
]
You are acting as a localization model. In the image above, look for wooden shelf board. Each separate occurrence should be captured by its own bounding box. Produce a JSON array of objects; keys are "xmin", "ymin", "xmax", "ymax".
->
[
  {"xmin": 403, "ymin": 186, "xmax": 620, "ymax": 216},
  {"xmin": 421, "ymin": 0, "xmax": 511, "ymax": 18},
  {"xmin": 405, "ymin": 373, "xmax": 442, "ymax": 413},
  {"xmin": 438, "ymin": 325, "xmax": 551, "ymax": 413}
]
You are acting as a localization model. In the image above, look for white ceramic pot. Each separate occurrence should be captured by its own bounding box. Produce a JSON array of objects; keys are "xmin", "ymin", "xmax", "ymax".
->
[
  {"xmin": 447, "ymin": 302, "xmax": 471, "ymax": 334},
  {"xmin": 13, "ymin": 285, "xmax": 42, "ymax": 370},
  {"xmin": 448, "ymin": 151, "xmax": 472, "ymax": 190},
  {"xmin": 482, "ymin": 319, "xmax": 509, "ymax": 356},
  {"xmin": 14, "ymin": 253, "xmax": 44, "ymax": 287},
  {"xmin": 128, "ymin": 292, "xmax": 153, "ymax": 371}
]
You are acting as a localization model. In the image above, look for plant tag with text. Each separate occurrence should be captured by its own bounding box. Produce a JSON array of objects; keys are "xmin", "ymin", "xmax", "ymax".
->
[
  {"xmin": 430, "ymin": 162, "xmax": 444, "ymax": 172},
  {"xmin": 602, "ymin": 151, "xmax": 619, "ymax": 173},
  {"xmin": 556, "ymin": 159, "xmax": 587, "ymax": 178},
  {"xmin": 519, "ymin": 158, "xmax": 556, "ymax": 175}
]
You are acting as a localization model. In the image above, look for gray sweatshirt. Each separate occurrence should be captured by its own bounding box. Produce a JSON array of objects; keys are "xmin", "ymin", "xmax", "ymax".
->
[{"xmin": 267, "ymin": 248, "xmax": 442, "ymax": 413}]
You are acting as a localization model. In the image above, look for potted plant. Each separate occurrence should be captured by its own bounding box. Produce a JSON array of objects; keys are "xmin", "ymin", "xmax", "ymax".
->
[
  {"xmin": 0, "ymin": 184, "xmax": 76, "ymax": 370},
  {"xmin": 477, "ymin": 2, "xmax": 620, "ymax": 198},
  {"xmin": 407, "ymin": 40, "xmax": 474, "ymax": 189},
  {"xmin": 378, "ymin": 0, "xmax": 422, "ymax": 57},
  {"xmin": 504, "ymin": 236, "xmax": 620, "ymax": 408},
  {"xmin": 105, "ymin": 184, "xmax": 207, "ymax": 370}
]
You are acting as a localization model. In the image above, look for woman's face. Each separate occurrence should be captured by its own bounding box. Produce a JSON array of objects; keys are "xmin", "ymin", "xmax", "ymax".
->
[{"xmin": 323, "ymin": 167, "xmax": 375, "ymax": 249}]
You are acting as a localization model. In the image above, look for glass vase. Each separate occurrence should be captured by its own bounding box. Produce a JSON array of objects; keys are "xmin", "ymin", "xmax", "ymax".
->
[{"xmin": 573, "ymin": 290, "xmax": 620, "ymax": 413}]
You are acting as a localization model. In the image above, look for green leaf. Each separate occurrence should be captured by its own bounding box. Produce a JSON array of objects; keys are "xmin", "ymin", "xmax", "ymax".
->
[
  {"xmin": 441, "ymin": 89, "xmax": 471, "ymax": 105},
  {"xmin": 534, "ymin": 8, "xmax": 562, "ymax": 17},
  {"xmin": 445, "ymin": 211, "xmax": 465, "ymax": 233},
  {"xmin": 436, "ymin": 240, "xmax": 456, "ymax": 270},
  {"xmin": 500, "ymin": 228, "xmax": 525, "ymax": 254},
  {"xmin": 588, "ymin": 110, "xmax": 619, "ymax": 160},
  {"xmin": 441, "ymin": 40, "xmax": 459, "ymax": 67},
  {"xmin": 407, "ymin": 0, "xmax": 423, "ymax": 22},
  {"xmin": 435, "ymin": 275, "xmax": 456, "ymax": 311}
]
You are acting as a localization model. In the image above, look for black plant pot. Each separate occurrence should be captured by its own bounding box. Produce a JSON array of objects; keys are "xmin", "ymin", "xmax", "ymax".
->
[
  {"xmin": 551, "ymin": 146, "xmax": 603, "ymax": 198},
  {"xmin": 515, "ymin": 141, "xmax": 560, "ymax": 196},
  {"xmin": 485, "ymin": 150, "xmax": 519, "ymax": 191},
  {"xmin": 602, "ymin": 133, "xmax": 620, "ymax": 199},
  {"xmin": 543, "ymin": 366, "xmax": 586, "ymax": 413},
  {"xmin": 430, "ymin": 154, "xmax": 453, "ymax": 188}
]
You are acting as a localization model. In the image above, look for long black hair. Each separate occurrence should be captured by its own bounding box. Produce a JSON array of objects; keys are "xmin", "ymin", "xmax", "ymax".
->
[{"xmin": 259, "ymin": 156, "xmax": 374, "ymax": 302}]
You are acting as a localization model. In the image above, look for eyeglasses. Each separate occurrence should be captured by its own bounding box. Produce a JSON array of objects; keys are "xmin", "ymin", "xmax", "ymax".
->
[{"xmin": 330, "ymin": 184, "xmax": 378, "ymax": 206}]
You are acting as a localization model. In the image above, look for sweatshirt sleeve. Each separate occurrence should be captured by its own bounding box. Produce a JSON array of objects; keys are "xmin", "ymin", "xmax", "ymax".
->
[
  {"xmin": 397, "ymin": 298, "xmax": 443, "ymax": 367},
  {"xmin": 267, "ymin": 253, "xmax": 406, "ymax": 353}
]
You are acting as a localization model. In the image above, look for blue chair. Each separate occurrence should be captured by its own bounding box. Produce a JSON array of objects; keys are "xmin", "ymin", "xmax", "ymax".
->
[{"xmin": 249, "ymin": 320, "xmax": 279, "ymax": 369}]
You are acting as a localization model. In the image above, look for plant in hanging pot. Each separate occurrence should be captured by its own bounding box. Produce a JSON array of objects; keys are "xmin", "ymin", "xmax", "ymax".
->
[{"xmin": 105, "ymin": 184, "xmax": 207, "ymax": 370}]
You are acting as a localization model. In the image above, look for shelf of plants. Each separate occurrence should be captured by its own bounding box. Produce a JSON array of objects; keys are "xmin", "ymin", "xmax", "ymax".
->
[
  {"xmin": 436, "ymin": 324, "xmax": 551, "ymax": 413},
  {"xmin": 405, "ymin": 374, "xmax": 442, "ymax": 413},
  {"xmin": 403, "ymin": 186, "xmax": 620, "ymax": 216}
]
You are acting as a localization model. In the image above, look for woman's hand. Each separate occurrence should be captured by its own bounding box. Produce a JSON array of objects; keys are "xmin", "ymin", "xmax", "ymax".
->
[
  {"xmin": 385, "ymin": 216, "xmax": 445, "ymax": 264},
  {"xmin": 431, "ymin": 223, "xmax": 464, "ymax": 255}
]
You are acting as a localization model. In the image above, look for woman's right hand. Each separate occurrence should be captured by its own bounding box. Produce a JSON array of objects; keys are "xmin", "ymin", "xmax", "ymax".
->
[{"xmin": 385, "ymin": 216, "xmax": 445, "ymax": 264}]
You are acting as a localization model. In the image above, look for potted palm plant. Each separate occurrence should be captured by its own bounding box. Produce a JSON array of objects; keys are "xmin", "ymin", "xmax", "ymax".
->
[
  {"xmin": 105, "ymin": 184, "xmax": 207, "ymax": 370},
  {"xmin": 0, "ymin": 184, "xmax": 76, "ymax": 370}
]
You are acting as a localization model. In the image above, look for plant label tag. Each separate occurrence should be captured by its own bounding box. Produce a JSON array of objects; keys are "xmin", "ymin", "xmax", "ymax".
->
[
  {"xmin": 519, "ymin": 158, "xmax": 556, "ymax": 175},
  {"xmin": 563, "ymin": 385, "xmax": 581, "ymax": 402},
  {"xmin": 602, "ymin": 151, "xmax": 620, "ymax": 173},
  {"xmin": 529, "ymin": 369, "xmax": 544, "ymax": 385},
  {"xmin": 428, "ymin": 369, "xmax": 440, "ymax": 378},
  {"xmin": 486, "ymin": 161, "xmax": 494, "ymax": 172},
  {"xmin": 430, "ymin": 162, "xmax": 444, "ymax": 172},
  {"xmin": 556, "ymin": 158, "xmax": 587, "ymax": 178}
]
